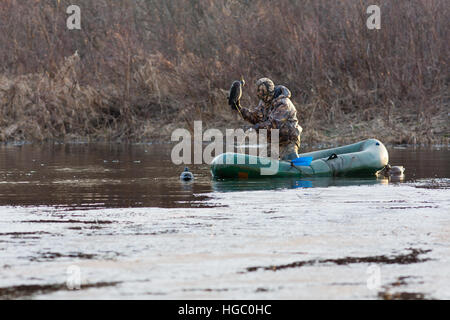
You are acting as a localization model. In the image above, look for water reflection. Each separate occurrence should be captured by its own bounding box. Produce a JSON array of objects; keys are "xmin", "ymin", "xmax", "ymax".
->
[
  {"xmin": 0, "ymin": 143, "xmax": 448, "ymax": 209},
  {"xmin": 212, "ymin": 176, "xmax": 388, "ymax": 192},
  {"xmin": 0, "ymin": 143, "xmax": 211, "ymax": 209}
]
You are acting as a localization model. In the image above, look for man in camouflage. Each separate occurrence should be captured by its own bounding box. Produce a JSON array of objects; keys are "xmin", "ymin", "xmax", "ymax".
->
[{"xmin": 236, "ymin": 77, "xmax": 302, "ymax": 161}]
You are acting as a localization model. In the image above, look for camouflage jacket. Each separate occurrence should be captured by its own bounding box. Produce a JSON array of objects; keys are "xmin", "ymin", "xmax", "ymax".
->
[{"xmin": 240, "ymin": 87, "xmax": 302, "ymax": 145}]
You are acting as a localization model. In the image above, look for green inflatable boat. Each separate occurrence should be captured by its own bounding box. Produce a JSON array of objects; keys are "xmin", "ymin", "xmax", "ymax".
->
[{"xmin": 210, "ymin": 139, "xmax": 388, "ymax": 179}]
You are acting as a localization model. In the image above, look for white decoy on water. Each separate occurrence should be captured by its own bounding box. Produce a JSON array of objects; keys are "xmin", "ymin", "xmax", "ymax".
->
[
  {"xmin": 180, "ymin": 167, "xmax": 194, "ymax": 181},
  {"xmin": 390, "ymin": 166, "xmax": 405, "ymax": 176},
  {"xmin": 377, "ymin": 164, "xmax": 405, "ymax": 177}
]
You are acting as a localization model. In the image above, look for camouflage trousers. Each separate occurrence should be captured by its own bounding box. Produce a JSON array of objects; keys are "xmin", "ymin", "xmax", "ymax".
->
[{"xmin": 267, "ymin": 136, "xmax": 301, "ymax": 161}]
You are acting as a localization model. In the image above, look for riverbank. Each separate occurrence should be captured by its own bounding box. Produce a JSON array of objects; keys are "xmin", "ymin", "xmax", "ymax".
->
[{"xmin": 1, "ymin": 99, "xmax": 448, "ymax": 147}]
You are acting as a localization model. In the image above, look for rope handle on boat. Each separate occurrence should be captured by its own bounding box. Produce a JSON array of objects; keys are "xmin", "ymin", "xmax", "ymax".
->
[
  {"xmin": 327, "ymin": 153, "xmax": 338, "ymax": 161},
  {"xmin": 290, "ymin": 161, "xmax": 303, "ymax": 172}
]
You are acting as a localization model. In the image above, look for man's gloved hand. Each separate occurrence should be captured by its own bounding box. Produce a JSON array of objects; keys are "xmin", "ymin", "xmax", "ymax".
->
[{"xmin": 230, "ymin": 100, "xmax": 241, "ymax": 111}]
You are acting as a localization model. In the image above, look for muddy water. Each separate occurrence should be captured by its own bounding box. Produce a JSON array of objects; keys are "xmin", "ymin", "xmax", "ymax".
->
[{"xmin": 0, "ymin": 143, "xmax": 449, "ymax": 299}]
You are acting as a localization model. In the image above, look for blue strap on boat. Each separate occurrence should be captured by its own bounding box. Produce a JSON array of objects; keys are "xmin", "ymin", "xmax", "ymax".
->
[{"xmin": 291, "ymin": 156, "xmax": 313, "ymax": 166}]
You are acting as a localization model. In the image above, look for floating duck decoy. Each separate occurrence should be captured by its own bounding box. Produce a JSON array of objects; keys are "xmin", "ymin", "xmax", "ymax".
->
[
  {"xmin": 180, "ymin": 167, "xmax": 194, "ymax": 181},
  {"xmin": 390, "ymin": 166, "xmax": 405, "ymax": 176},
  {"xmin": 377, "ymin": 164, "xmax": 405, "ymax": 177}
]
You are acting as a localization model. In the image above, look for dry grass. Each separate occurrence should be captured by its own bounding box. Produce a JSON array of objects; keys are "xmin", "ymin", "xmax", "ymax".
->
[{"xmin": 0, "ymin": 0, "xmax": 448, "ymax": 145}]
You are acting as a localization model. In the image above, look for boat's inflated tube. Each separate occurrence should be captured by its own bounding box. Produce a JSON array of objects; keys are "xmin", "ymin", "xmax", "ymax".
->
[{"xmin": 210, "ymin": 139, "xmax": 388, "ymax": 179}]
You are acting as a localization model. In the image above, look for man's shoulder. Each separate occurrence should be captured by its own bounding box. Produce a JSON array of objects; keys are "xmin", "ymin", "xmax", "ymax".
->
[{"xmin": 273, "ymin": 96, "xmax": 295, "ymax": 109}]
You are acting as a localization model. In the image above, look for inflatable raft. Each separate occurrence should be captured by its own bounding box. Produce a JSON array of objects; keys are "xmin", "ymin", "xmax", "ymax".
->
[{"xmin": 210, "ymin": 139, "xmax": 388, "ymax": 179}]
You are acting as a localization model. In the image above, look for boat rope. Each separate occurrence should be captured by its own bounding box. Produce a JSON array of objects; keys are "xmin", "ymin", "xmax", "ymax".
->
[
  {"xmin": 290, "ymin": 161, "xmax": 303, "ymax": 172},
  {"xmin": 327, "ymin": 153, "xmax": 338, "ymax": 161}
]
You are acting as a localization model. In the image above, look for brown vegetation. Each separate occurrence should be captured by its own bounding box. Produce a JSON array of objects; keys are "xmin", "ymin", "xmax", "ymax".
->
[{"xmin": 0, "ymin": 0, "xmax": 448, "ymax": 145}]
